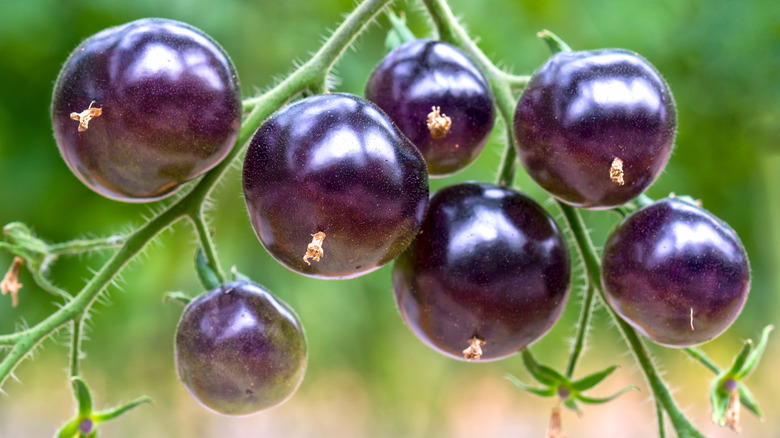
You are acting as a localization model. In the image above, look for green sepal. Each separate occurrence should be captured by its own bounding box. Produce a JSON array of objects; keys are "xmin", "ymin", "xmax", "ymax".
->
[
  {"xmin": 725, "ymin": 340, "xmax": 753, "ymax": 380},
  {"xmin": 570, "ymin": 365, "xmax": 617, "ymax": 392},
  {"xmin": 536, "ymin": 29, "xmax": 572, "ymax": 55},
  {"xmin": 738, "ymin": 383, "xmax": 763, "ymax": 418},
  {"xmin": 384, "ymin": 10, "xmax": 416, "ymax": 52},
  {"xmin": 577, "ymin": 385, "xmax": 638, "ymax": 405},
  {"xmin": 195, "ymin": 247, "xmax": 221, "ymax": 290},
  {"xmin": 92, "ymin": 396, "xmax": 152, "ymax": 422},
  {"xmin": 521, "ymin": 349, "xmax": 567, "ymax": 387},
  {"xmin": 709, "ymin": 378, "xmax": 730, "ymax": 426},
  {"xmin": 162, "ymin": 291, "xmax": 193, "ymax": 306},
  {"xmin": 613, "ymin": 193, "xmax": 655, "ymax": 217},
  {"xmin": 2, "ymin": 222, "xmax": 48, "ymax": 262},
  {"xmin": 735, "ymin": 324, "xmax": 773, "ymax": 379},
  {"xmin": 54, "ymin": 418, "xmax": 80, "ymax": 438},
  {"xmin": 708, "ymin": 325, "xmax": 772, "ymax": 425},
  {"xmin": 229, "ymin": 266, "xmax": 252, "ymax": 283},
  {"xmin": 669, "ymin": 194, "xmax": 702, "ymax": 209},
  {"xmin": 506, "ymin": 374, "xmax": 557, "ymax": 398},
  {"xmin": 71, "ymin": 377, "xmax": 93, "ymax": 418},
  {"xmin": 562, "ymin": 397, "xmax": 580, "ymax": 414}
]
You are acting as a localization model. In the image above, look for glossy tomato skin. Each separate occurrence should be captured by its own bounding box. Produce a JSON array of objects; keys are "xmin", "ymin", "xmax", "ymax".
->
[
  {"xmin": 601, "ymin": 198, "xmax": 750, "ymax": 347},
  {"xmin": 365, "ymin": 39, "xmax": 494, "ymax": 176},
  {"xmin": 175, "ymin": 281, "xmax": 307, "ymax": 416},
  {"xmin": 243, "ymin": 93, "xmax": 429, "ymax": 279},
  {"xmin": 51, "ymin": 18, "xmax": 241, "ymax": 202},
  {"xmin": 513, "ymin": 49, "xmax": 675, "ymax": 209},
  {"xmin": 393, "ymin": 182, "xmax": 570, "ymax": 361}
]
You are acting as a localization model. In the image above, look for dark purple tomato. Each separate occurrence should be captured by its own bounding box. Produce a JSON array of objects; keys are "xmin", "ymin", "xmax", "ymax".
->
[
  {"xmin": 51, "ymin": 18, "xmax": 241, "ymax": 202},
  {"xmin": 601, "ymin": 198, "xmax": 750, "ymax": 347},
  {"xmin": 393, "ymin": 182, "xmax": 570, "ymax": 361},
  {"xmin": 242, "ymin": 93, "xmax": 429, "ymax": 279},
  {"xmin": 175, "ymin": 281, "xmax": 307, "ymax": 415},
  {"xmin": 513, "ymin": 49, "xmax": 676, "ymax": 209},
  {"xmin": 365, "ymin": 39, "xmax": 494, "ymax": 176}
]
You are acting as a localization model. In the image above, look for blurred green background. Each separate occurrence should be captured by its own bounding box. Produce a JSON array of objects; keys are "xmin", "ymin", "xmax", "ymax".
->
[{"xmin": 0, "ymin": 0, "xmax": 778, "ymax": 436}]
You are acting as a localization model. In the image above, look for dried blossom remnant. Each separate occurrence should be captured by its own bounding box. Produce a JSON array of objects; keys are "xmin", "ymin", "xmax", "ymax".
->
[
  {"xmin": 547, "ymin": 406, "xmax": 567, "ymax": 438},
  {"xmin": 610, "ymin": 157, "xmax": 625, "ymax": 185},
  {"xmin": 725, "ymin": 389, "xmax": 741, "ymax": 433},
  {"xmin": 303, "ymin": 232, "xmax": 326, "ymax": 265},
  {"xmin": 462, "ymin": 337, "xmax": 485, "ymax": 361},
  {"xmin": 426, "ymin": 106, "xmax": 452, "ymax": 139},
  {"xmin": 70, "ymin": 101, "xmax": 103, "ymax": 132},
  {"xmin": 1, "ymin": 257, "xmax": 24, "ymax": 307}
]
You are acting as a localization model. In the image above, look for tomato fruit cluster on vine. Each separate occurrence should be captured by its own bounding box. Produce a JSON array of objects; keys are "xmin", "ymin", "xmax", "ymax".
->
[{"xmin": 50, "ymin": 15, "xmax": 750, "ymax": 417}]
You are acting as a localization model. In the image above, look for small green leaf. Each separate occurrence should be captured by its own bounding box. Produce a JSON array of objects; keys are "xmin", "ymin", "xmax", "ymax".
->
[
  {"xmin": 71, "ymin": 377, "xmax": 93, "ymax": 418},
  {"xmin": 521, "ymin": 349, "xmax": 567, "ymax": 386},
  {"xmin": 738, "ymin": 383, "xmax": 763, "ymax": 419},
  {"xmin": 563, "ymin": 397, "xmax": 580, "ymax": 413},
  {"xmin": 229, "ymin": 266, "xmax": 252, "ymax": 283},
  {"xmin": 54, "ymin": 418, "xmax": 80, "ymax": 438},
  {"xmin": 725, "ymin": 339, "xmax": 753, "ymax": 378},
  {"xmin": 92, "ymin": 396, "xmax": 152, "ymax": 422},
  {"xmin": 506, "ymin": 374, "xmax": 556, "ymax": 398},
  {"xmin": 570, "ymin": 365, "xmax": 617, "ymax": 392},
  {"xmin": 162, "ymin": 291, "xmax": 192, "ymax": 306},
  {"xmin": 2, "ymin": 222, "xmax": 48, "ymax": 261},
  {"xmin": 195, "ymin": 247, "xmax": 221, "ymax": 290},
  {"xmin": 537, "ymin": 29, "xmax": 572, "ymax": 55},
  {"xmin": 736, "ymin": 324, "xmax": 773, "ymax": 379},
  {"xmin": 384, "ymin": 10, "xmax": 416, "ymax": 52},
  {"xmin": 577, "ymin": 385, "xmax": 638, "ymax": 405},
  {"xmin": 709, "ymin": 379, "xmax": 730, "ymax": 426}
]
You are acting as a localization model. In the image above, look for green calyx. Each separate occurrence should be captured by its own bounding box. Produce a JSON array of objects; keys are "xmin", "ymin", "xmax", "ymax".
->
[
  {"xmin": 708, "ymin": 325, "xmax": 773, "ymax": 429},
  {"xmin": 507, "ymin": 349, "xmax": 637, "ymax": 414},
  {"xmin": 55, "ymin": 377, "xmax": 151, "ymax": 438},
  {"xmin": 537, "ymin": 29, "xmax": 572, "ymax": 54},
  {"xmin": 384, "ymin": 10, "xmax": 417, "ymax": 52}
]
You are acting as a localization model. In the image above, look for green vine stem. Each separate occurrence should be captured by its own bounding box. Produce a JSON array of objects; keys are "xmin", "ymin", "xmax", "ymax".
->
[
  {"xmin": 69, "ymin": 317, "xmax": 83, "ymax": 378},
  {"xmin": 565, "ymin": 283, "xmax": 595, "ymax": 378},
  {"xmin": 421, "ymin": 0, "xmax": 705, "ymax": 436},
  {"xmin": 47, "ymin": 236, "xmax": 125, "ymax": 256},
  {"xmin": 0, "ymin": 0, "xmax": 394, "ymax": 389},
  {"xmin": 189, "ymin": 213, "xmax": 225, "ymax": 285}
]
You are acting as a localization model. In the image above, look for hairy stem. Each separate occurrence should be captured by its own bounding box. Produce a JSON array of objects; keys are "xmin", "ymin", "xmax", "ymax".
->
[
  {"xmin": 684, "ymin": 347, "xmax": 721, "ymax": 374},
  {"xmin": 565, "ymin": 283, "xmax": 595, "ymax": 378},
  {"xmin": 30, "ymin": 262, "xmax": 71, "ymax": 301},
  {"xmin": 48, "ymin": 236, "xmax": 125, "ymax": 256},
  {"xmin": 189, "ymin": 214, "xmax": 225, "ymax": 285},
  {"xmin": 0, "ymin": 0, "xmax": 395, "ymax": 389},
  {"xmin": 70, "ymin": 317, "xmax": 83, "ymax": 377}
]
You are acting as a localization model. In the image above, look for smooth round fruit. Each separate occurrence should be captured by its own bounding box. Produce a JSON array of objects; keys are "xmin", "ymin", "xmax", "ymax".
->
[
  {"xmin": 51, "ymin": 18, "xmax": 241, "ymax": 201},
  {"xmin": 513, "ymin": 49, "xmax": 676, "ymax": 209},
  {"xmin": 393, "ymin": 182, "xmax": 570, "ymax": 361},
  {"xmin": 175, "ymin": 281, "xmax": 307, "ymax": 415},
  {"xmin": 365, "ymin": 39, "xmax": 494, "ymax": 176},
  {"xmin": 242, "ymin": 93, "xmax": 429, "ymax": 279},
  {"xmin": 601, "ymin": 198, "xmax": 750, "ymax": 347}
]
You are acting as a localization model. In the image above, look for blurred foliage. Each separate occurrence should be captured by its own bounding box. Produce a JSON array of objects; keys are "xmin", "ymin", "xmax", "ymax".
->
[{"xmin": 0, "ymin": 0, "xmax": 778, "ymax": 437}]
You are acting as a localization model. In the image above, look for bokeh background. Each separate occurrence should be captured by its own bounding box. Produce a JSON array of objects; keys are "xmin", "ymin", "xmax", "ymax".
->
[{"xmin": 0, "ymin": 0, "xmax": 778, "ymax": 436}]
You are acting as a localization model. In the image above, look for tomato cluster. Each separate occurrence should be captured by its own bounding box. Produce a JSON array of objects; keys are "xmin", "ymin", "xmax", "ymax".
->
[{"xmin": 51, "ymin": 16, "xmax": 750, "ymax": 418}]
